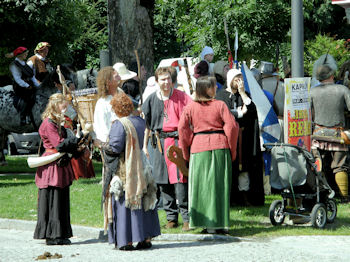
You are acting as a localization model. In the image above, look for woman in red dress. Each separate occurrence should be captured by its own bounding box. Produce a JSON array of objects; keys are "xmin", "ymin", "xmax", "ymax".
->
[{"xmin": 34, "ymin": 93, "xmax": 81, "ymax": 245}]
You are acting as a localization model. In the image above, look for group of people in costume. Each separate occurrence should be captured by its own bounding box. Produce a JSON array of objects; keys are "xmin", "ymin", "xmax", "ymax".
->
[
  {"xmin": 7, "ymin": 43, "xmax": 52, "ymax": 125},
  {"xmin": 6, "ymin": 41, "xmax": 350, "ymax": 249}
]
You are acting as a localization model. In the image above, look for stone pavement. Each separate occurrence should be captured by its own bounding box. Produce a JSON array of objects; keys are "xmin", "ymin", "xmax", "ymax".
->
[{"xmin": 1, "ymin": 218, "xmax": 350, "ymax": 262}]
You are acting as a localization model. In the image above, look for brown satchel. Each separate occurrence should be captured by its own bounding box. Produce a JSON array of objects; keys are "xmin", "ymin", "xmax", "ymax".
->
[{"xmin": 166, "ymin": 145, "xmax": 188, "ymax": 177}]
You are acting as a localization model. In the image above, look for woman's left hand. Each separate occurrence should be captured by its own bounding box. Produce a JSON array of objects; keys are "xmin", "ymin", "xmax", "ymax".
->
[{"xmin": 236, "ymin": 78, "xmax": 245, "ymax": 94}]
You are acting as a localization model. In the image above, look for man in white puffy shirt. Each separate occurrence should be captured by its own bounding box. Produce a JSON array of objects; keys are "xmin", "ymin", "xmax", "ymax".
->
[{"xmin": 93, "ymin": 66, "xmax": 123, "ymax": 144}]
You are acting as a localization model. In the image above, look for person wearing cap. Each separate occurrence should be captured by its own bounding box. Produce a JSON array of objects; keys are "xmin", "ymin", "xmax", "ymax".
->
[
  {"xmin": 200, "ymin": 46, "xmax": 214, "ymax": 74},
  {"xmin": 114, "ymin": 62, "xmax": 143, "ymax": 101},
  {"xmin": 142, "ymin": 67, "xmax": 192, "ymax": 231},
  {"xmin": 216, "ymin": 69, "xmax": 265, "ymax": 206},
  {"xmin": 27, "ymin": 42, "xmax": 53, "ymax": 83},
  {"xmin": 310, "ymin": 64, "xmax": 350, "ymax": 202},
  {"xmin": 8, "ymin": 46, "xmax": 40, "ymax": 125}
]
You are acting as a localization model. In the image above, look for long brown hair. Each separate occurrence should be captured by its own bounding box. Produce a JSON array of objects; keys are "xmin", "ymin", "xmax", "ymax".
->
[
  {"xmin": 194, "ymin": 76, "xmax": 216, "ymax": 102},
  {"xmin": 96, "ymin": 66, "xmax": 114, "ymax": 98}
]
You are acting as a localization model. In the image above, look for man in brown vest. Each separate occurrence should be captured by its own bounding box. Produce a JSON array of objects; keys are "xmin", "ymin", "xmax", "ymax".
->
[{"xmin": 27, "ymin": 42, "xmax": 53, "ymax": 83}]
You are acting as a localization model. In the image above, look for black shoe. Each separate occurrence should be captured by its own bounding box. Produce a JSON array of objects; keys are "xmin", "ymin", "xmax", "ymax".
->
[
  {"xmin": 119, "ymin": 245, "xmax": 135, "ymax": 251},
  {"xmin": 59, "ymin": 238, "xmax": 71, "ymax": 245},
  {"xmin": 136, "ymin": 241, "xmax": 152, "ymax": 250},
  {"xmin": 215, "ymin": 229, "xmax": 229, "ymax": 235},
  {"xmin": 46, "ymin": 238, "xmax": 60, "ymax": 245},
  {"xmin": 46, "ymin": 238, "xmax": 71, "ymax": 245}
]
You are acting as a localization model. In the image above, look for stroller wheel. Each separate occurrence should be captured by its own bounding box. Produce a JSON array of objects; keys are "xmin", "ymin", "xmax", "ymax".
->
[
  {"xmin": 326, "ymin": 199, "xmax": 337, "ymax": 223},
  {"xmin": 269, "ymin": 200, "xmax": 285, "ymax": 226},
  {"xmin": 311, "ymin": 203, "xmax": 327, "ymax": 229}
]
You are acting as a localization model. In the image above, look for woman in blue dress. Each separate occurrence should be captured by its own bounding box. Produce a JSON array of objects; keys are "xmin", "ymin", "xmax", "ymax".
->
[{"xmin": 103, "ymin": 92, "xmax": 161, "ymax": 251}]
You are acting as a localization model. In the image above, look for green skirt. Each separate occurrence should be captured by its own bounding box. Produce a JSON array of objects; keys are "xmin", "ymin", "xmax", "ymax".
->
[{"xmin": 189, "ymin": 148, "xmax": 232, "ymax": 229}]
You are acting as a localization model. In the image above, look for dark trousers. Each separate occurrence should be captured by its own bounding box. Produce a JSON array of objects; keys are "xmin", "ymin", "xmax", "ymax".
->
[
  {"xmin": 13, "ymin": 86, "xmax": 35, "ymax": 121},
  {"xmin": 34, "ymin": 186, "xmax": 73, "ymax": 240},
  {"xmin": 159, "ymin": 183, "xmax": 189, "ymax": 223}
]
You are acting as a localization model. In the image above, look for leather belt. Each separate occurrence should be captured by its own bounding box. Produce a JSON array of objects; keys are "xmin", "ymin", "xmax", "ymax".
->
[{"xmin": 194, "ymin": 130, "xmax": 224, "ymax": 136}]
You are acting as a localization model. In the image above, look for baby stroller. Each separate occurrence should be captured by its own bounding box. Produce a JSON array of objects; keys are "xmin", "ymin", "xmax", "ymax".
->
[{"xmin": 263, "ymin": 143, "xmax": 337, "ymax": 229}]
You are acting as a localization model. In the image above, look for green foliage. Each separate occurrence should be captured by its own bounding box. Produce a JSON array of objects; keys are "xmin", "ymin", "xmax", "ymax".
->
[
  {"xmin": 154, "ymin": 0, "xmax": 349, "ymax": 71},
  {"xmin": 154, "ymin": 0, "xmax": 291, "ymax": 63},
  {"xmin": 304, "ymin": 34, "xmax": 350, "ymax": 77},
  {"xmin": 0, "ymin": 0, "xmax": 107, "ymax": 81}
]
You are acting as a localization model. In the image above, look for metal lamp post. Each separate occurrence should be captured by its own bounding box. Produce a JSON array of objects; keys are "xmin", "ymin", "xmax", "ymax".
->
[{"xmin": 291, "ymin": 0, "xmax": 304, "ymax": 78}]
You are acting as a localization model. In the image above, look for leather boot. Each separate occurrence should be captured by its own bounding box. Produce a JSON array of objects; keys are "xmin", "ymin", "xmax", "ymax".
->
[{"xmin": 335, "ymin": 171, "xmax": 348, "ymax": 201}]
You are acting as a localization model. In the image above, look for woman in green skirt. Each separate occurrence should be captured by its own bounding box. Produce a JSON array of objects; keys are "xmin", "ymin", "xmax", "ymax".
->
[{"xmin": 178, "ymin": 76, "xmax": 239, "ymax": 233}]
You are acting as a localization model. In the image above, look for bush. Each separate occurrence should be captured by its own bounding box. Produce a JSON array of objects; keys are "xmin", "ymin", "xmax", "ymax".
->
[{"xmin": 304, "ymin": 34, "xmax": 350, "ymax": 77}]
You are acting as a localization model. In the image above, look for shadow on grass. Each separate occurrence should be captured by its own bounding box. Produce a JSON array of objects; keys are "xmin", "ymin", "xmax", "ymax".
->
[
  {"xmin": 76, "ymin": 178, "xmax": 101, "ymax": 185},
  {"xmin": 0, "ymin": 174, "xmax": 35, "ymax": 187},
  {"xmin": 0, "ymin": 182, "xmax": 34, "ymax": 187}
]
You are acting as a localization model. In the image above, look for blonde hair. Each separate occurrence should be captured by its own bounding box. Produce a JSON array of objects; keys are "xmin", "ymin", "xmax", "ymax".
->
[
  {"xmin": 41, "ymin": 93, "xmax": 68, "ymax": 123},
  {"xmin": 97, "ymin": 66, "xmax": 114, "ymax": 98}
]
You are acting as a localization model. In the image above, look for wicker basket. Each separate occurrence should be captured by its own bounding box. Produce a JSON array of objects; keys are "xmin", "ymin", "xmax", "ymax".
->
[{"xmin": 73, "ymin": 88, "xmax": 98, "ymax": 130}]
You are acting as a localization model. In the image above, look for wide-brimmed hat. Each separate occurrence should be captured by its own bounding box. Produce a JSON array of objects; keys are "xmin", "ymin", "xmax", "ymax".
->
[
  {"xmin": 113, "ymin": 62, "xmax": 137, "ymax": 81},
  {"xmin": 35, "ymin": 42, "xmax": 51, "ymax": 53}
]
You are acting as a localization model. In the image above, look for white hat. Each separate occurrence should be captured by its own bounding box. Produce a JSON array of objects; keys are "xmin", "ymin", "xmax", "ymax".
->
[
  {"xmin": 113, "ymin": 62, "xmax": 137, "ymax": 81},
  {"xmin": 226, "ymin": 68, "xmax": 242, "ymax": 89},
  {"xmin": 200, "ymin": 46, "xmax": 214, "ymax": 60}
]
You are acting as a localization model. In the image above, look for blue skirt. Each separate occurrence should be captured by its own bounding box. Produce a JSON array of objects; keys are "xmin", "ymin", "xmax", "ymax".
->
[{"xmin": 108, "ymin": 194, "xmax": 161, "ymax": 248}]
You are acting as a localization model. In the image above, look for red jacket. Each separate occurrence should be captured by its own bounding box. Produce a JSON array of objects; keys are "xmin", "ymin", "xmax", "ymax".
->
[{"xmin": 178, "ymin": 99, "xmax": 239, "ymax": 161}]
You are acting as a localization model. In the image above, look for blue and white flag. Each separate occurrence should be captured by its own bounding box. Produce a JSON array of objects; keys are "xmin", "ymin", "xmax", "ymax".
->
[
  {"xmin": 241, "ymin": 63, "xmax": 281, "ymax": 144},
  {"xmin": 234, "ymin": 28, "xmax": 239, "ymax": 68}
]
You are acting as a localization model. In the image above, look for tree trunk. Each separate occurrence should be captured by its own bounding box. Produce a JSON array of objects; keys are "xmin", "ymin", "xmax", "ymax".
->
[{"xmin": 108, "ymin": 0, "xmax": 154, "ymax": 79}]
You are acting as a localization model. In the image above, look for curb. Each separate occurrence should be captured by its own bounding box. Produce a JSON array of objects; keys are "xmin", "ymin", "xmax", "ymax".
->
[{"xmin": 0, "ymin": 218, "xmax": 242, "ymax": 242}]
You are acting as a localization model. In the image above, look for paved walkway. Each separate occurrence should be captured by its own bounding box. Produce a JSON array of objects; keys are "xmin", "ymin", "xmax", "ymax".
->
[{"xmin": 1, "ymin": 218, "xmax": 350, "ymax": 262}]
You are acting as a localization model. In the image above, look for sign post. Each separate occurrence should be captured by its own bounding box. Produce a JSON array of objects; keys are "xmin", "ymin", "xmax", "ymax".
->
[{"xmin": 284, "ymin": 77, "xmax": 312, "ymax": 150}]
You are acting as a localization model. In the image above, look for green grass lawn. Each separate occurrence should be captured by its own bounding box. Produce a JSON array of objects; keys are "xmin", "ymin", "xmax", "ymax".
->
[{"xmin": 1, "ymin": 156, "xmax": 350, "ymax": 237}]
